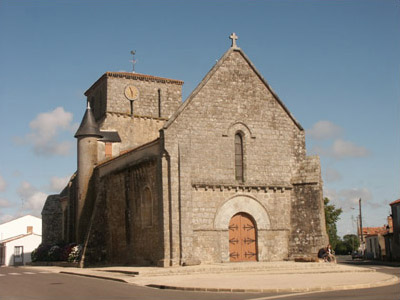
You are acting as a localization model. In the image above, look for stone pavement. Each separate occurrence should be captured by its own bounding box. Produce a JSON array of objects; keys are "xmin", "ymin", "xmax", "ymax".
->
[{"xmin": 22, "ymin": 261, "xmax": 399, "ymax": 293}]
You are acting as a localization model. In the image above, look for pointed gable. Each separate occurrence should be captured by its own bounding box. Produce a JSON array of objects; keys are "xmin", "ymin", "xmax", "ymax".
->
[{"xmin": 164, "ymin": 47, "xmax": 303, "ymax": 131}]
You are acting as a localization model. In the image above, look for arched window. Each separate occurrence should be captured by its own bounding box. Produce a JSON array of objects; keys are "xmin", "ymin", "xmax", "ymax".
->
[
  {"xmin": 141, "ymin": 187, "xmax": 153, "ymax": 228},
  {"xmin": 235, "ymin": 132, "xmax": 244, "ymax": 182}
]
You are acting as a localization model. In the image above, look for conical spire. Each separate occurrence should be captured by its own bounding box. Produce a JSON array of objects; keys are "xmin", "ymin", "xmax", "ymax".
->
[{"xmin": 74, "ymin": 101, "xmax": 103, "ymax": 138}]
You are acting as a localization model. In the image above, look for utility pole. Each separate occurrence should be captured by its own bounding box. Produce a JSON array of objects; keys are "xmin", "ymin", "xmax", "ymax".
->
[{"xmin": 359, "ymin": 198, "xmax": 364, "ymax": 251}]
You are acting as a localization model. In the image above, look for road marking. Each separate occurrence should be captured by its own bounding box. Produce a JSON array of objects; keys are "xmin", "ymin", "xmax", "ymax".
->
[
  {"xmin": 9, "ymin": 273, "xmax": 21, "ymax": 276},
  {"xmin": 368, "ymin": 266, "xmax": 397, "ymax": 270},
  {"xmin": 38, "ymin": 271, "xmax": 52, "ymax": 274},
  {"xmin": 23, "ymin": 272, "xmax": 35, "ymax": 275},
  {"xmin": 369, "ymin": 266, "xmax": 396, "ymax": 270},
  {"xmin": 0, "ymin": 274, "xmax": 5, "ymax": 277}
]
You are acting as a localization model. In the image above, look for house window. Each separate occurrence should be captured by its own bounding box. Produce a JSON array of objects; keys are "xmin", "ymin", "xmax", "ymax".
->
[
  {"xmin": 235, "ymin": 132, "xmax": 244, "ymax": 182},
  {"xmin": 14, "ymin": 246, "xmax": 23, "ymax": 257},
  {"xmin": 141, "ymin": 187, "xmax": 153, "ymax": 228}
]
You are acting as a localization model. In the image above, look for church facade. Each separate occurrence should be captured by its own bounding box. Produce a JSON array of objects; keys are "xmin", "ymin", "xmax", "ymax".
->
[{"xmin": 42, "ymin": 34, "xmax": 328, "ymax": 267}]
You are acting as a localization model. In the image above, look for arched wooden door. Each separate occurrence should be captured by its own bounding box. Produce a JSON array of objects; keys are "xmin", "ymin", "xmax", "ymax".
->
[{"xmin": 229, "ymin": 212, "xmax": 257, "ymax": 262}]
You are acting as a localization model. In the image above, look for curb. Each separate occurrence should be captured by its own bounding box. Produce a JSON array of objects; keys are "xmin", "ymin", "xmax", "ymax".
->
[
  {"xmin": 144, "ymin": 275, "xmax": 400, "ymax": 293},
  {"xmin": 60, "ymin": 271, "xmax": 128, "ymax": 283}
]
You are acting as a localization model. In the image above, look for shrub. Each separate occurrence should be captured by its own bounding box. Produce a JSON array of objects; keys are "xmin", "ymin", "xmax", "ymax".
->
[
  {"xmin": 31, "ymin": 244, "xmax": 51, "ymax": 262},
  {"xmin": 61, "ymin": 243, "xmax": 76, "ymax": 261},
  {"xmin": 48, "ymin": 245, "xmax": 63, "ymax": 261},
  {"xmin": 68, "ymin": 244, "xmax": 82, "ymax": 262}
]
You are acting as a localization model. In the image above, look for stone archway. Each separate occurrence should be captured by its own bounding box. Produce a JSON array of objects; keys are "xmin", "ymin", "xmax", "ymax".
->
[
  {"xmin": 214, "ymin": 195, "xmax": 270, "ymax": 230},
  {"xmin": 214, "ymin": 195, "xmax": 270, "ymax": 262},
  {"xmin": 229, "ymin": 212, "xmax": 257, "ymax": 262}
]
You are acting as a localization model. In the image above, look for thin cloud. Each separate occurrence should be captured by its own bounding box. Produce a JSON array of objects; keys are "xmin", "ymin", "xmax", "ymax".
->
[
  {"xmin": 307, "ymin": 120, "xmax": 343, "ymax": 140},
  {"xmin": 331, "ymin": 139, "xmax": 369, "ymax": 158},
  {"xmin": 17, "ymin": 181, "xmax": 48, "ymax": 216},
  {"xmin": 312, "ymin": 139, "xmax": 369, "ymax": 159},
  {"xmin": 324, "ymin": 167, "xmax": 342, "ymax": 183},
  {"xmin": 0, "ymin": 174, "xmax": 6, "ymax": 192},
  {"xmin": 324, "ymin": 187, "xmax": 375, "ymax": 212},
  {"xmin": 0, "ymin": 214, "xmax": 14, "ymax": 224},
  {"xmin": 15, "ymin": 107, "xmax": 77, "ymax": 157},
  {"xmin": 0, "ymin": 198, "xmax": 11, "ymax": 208},
  {"xmin": 49, "ymin": 176, "xmax": 70, "ymax": 192}
]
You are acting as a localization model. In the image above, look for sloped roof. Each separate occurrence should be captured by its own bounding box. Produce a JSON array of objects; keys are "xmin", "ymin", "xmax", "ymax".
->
[
  {"xmin": 74, "ymin": 104, "xmax": 103, "ymax": 138},
  {"xmin": 0, "ymin": 215, "xmax": 41, "ymax": 226},
  {"xmin": 163, "ymin": 46, "xmax": 303, "ymax": 131},
  {"xmin": 390, "ymin": 199, "xmax": 400, "ymax": 206},
  {"xmin": 362, "ymin": 226, "xmax": 387, "ymax": 236},
  {"xmin": 0, "ymin": 232, "xmax": 41, "ymax": 244},
  {"xmin": 99, "ymin": 131, "xmax": 121, "ymax": 143},
  {"xmin": 96, "ymin": 138, "xmax": 160, "ymax": 168}
]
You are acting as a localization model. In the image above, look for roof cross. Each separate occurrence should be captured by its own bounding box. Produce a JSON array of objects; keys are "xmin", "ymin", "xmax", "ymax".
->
[{"xmin": 230, "ymin": 32, "xmax": 238, "ymax": 48}]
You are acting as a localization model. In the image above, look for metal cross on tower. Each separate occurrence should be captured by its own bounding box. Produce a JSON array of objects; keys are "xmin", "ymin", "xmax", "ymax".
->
[
  {"xmin": 230, "ymin": 33, "xmax": 238, "ymax": 48},
  {"xmin": 130, "ymin": 50, "xmax": 137, "ymax": 73}
]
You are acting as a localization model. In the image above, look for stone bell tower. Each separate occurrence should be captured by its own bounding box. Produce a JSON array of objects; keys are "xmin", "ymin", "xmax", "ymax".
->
[{"xmin": 74, "ymin": 101, "xmax": 102, "ymax": 242}]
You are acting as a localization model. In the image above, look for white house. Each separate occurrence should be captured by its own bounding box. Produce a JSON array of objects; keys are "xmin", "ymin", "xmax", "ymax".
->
[{"xmin": 0, "ymin": 215, "xmax": 42, "ymax": 266}]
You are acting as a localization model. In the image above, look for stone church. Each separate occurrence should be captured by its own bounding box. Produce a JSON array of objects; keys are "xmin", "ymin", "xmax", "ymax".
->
[{"xmin": 42, "ymin": 34, "xmax": 328, "ymax": 267}]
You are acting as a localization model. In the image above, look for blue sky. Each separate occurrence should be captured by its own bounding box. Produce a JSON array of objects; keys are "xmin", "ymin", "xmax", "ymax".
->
[{"xmin": 0, "ymin": 0, "xmax": 399, "ymax": 237}]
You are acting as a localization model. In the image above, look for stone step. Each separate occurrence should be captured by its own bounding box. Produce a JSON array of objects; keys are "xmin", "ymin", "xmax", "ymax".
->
[{"xmin": 97, "ymin": 262, "xmax": 372, "ymax": 277}]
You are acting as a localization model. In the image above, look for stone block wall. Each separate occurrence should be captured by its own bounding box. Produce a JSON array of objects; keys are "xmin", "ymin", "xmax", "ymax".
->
[
  {"xmin": 289, "ymin": 183, "xmax": 326, "ymax": 258},
  {"xmin": 106, "ymin": 75, "xmax": 182, "ymax": 119},
  {"xmin": 100, "ymin": 113, "xmax": 165, "ymax": 153},
  {"xmin": 289, "ymin": 156, "xmax": 328, "ymax": 259},
  {"xmin": 164, "ymin": 50, "xmax": 304, "ymax": 187},
  {"xmin": 190, "ymin": 187, "xmax": 291, "ymax": 263},
  {"xmin": 41, "ymin": 195, "xmax": 62, "ymax": 245},
  {"xmin": 84, "ymin": 141, "xmax": 164, "ymax": 266},
  {"xmin": 85, "ymin": 72, "xmax": 183, "ymax": 121},
  {"xmin": 391, "ymin": 203, "xmax": 400, "ymax": 261},
  {"xmin": 162, "ymin": 49, "xmax": 306, "ymax": 263}
]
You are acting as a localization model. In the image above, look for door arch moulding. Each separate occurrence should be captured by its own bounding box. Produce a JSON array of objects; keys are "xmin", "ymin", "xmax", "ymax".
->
[{"xmin": 213, "ymin": 195, "xmax": 270, "ymax": 230}]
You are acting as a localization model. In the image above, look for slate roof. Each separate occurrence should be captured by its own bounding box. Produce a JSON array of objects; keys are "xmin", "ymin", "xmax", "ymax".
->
[
  {"xmin": 74, "ymin": 105, "xmax": 102, "ymax": 138},
  {"xmin": 99, "ymin": 131, "xmax": 122, "ymax": 143}
]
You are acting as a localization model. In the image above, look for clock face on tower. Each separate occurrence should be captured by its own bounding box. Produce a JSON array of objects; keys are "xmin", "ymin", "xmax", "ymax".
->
[{"xmin": 124, "ymin": 85, "xmax": 139, "ymax": 100}]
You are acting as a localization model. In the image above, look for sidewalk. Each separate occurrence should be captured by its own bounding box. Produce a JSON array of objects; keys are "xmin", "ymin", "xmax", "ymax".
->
[{"xmin": 22, "ymin": 261, "xmax": 399, "ymax": 293}]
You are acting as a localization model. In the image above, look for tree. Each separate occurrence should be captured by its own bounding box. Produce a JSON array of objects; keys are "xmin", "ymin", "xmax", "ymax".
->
[
  {"xmin": 334, "ymin": 234, "xmax": 360, "ymax": 255},
  {"xmin": 324, "ymin": 197, "xmax": 343, "ymax": 250},
  {"xmin": 342, "ymin": 234, "xmax": 360, "ymax": 253}
]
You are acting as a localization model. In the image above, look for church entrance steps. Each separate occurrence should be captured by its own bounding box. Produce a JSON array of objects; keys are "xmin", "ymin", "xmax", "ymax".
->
[
  {"xmin": 20, "ymin": 262, "xmax": 399, "ymax": 293},
  {"xmin": 91, "ymin": 261, "xmax": 375, "ymax": 277}
]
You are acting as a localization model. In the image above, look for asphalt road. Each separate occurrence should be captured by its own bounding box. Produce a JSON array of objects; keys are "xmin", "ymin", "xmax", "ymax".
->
[
  {"xmin": 0, "ymin": 259, "xmax": 399, "ymax": 300},
  {"xmin": 0, "ymin": 266, "xmax": 273, "ymax": 300},
  {"xmin": 262, "ymin": 259, "xmax": 400, "ymax": 300}
]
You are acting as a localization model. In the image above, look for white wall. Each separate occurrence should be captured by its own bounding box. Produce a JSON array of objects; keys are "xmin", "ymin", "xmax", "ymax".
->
[
  {"xmin": 0, "ymin": 215, "xmax": 42, "ymax": 241},
  {"xmin": 3, "ymin": 234, "xmax": 42, "ymax": 266}
]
